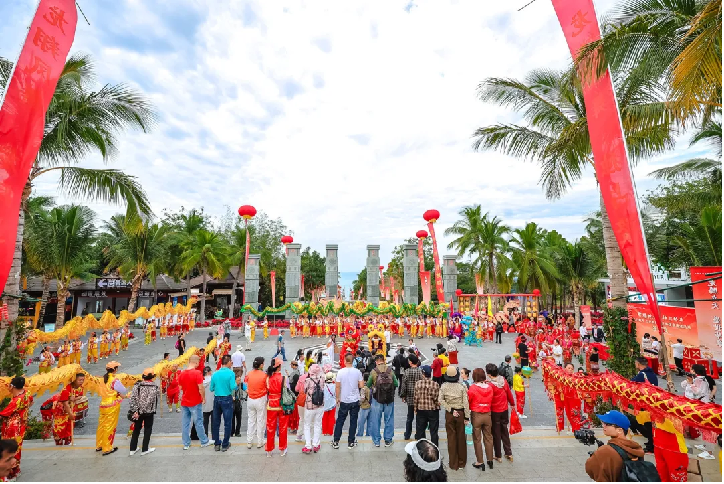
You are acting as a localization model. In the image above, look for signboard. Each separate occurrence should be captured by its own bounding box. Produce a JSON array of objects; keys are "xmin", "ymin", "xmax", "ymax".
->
[
  {"xmin": 96, "ymin": 278, "xmax": 131, "ymax": 289},
  {"xmin": 690, "ymin": 266, "xmax": 722, "ymax": 361},
  {"xmin": 629, "ymin": 303, "xmax": 698, "ymax": 354},
  {"xmin": 580, "ymin": 305, "xmax": 592, "ymax": 330}
]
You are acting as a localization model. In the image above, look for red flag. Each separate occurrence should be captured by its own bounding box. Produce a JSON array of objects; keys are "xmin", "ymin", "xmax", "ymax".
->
[
  {"xmin": 475, "ymin": 273, "xmax": 485, "ymax": 295},
  {"xmin": 270, "ymin": 271, "xmax": 276, "ymax": 308},
  {"xmin": 420, "ymin": 271, "xmax": 432, "ymax": 304},
  {"xmin": 417, "ymin": 238, "xmax": 425, "ymax": 273},
  {"xmin": 300, "ymin": 274, "xmax": 304, "ymax": 301},
  {"xmin": 0, "ymin": 0, "xmax": 78, "ymax": 292},
  {"xmin": 427, "ymin": 222, "xmax": 445, "ymax": 303},
  {"xmin": 551, "ymin": 0, "xmax": 662, "ymax": 331},
  {"xmin": 380, "ymin": 267, "xmax": 385, "ymax": 298}
]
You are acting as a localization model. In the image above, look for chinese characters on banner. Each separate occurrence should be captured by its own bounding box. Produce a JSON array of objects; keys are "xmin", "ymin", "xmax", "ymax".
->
[
  {"xmin": 270, "ymin": 271, "xmax": 276, "ymax": 308},
  {"xmin": 629, "ymin": 303, "xmax": 699, "ymax": 358},
  {"xmin": 580, "ymin": 305, "xmax": 592, "ymax": 330},
  {"xmin": 551, "ymin": 0, "xmax": 663, "ymax": 332},
  {"xmin": 420, "ymin": 271, "xmax": 432, "ymax": 304},
  {"xmin": 0, "ymin": 0, "xmax": 77, "ymax": 292},
  {"xmin": 426, "ymin": 222, "xmax": 446, "ymax": 303},
  {"xmin": 690, "ymin": 266, "xmax": 722, "ymax": 361}
]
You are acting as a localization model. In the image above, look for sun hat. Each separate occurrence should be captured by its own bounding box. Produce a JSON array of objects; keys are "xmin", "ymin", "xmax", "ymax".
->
[{"xmin": 106, "ymin": 361, "xmax": 121, "ymax": 370}]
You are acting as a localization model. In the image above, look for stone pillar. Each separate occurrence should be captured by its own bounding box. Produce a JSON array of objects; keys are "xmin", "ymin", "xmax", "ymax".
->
[
  {"xmin": 403, "ymin": 243, "xmax": 418, "ymax": 305},
  {"xmin": 325, "ymin": 244, "xmax": 339, "ymax": 299},
  {"xmin": 443, "ymin": 255, "xmax": 458, "ymax": 312},
  {"xmin": 285, "ymin": 243, "xmax": 301, "ymax": 319},
  {"xmin": 244, "ymin": 254, "xmax": 260, "ymax": 321},
  {"xmin": 366, "ymin": 245, "xmax": 380, "ymax": 306}
]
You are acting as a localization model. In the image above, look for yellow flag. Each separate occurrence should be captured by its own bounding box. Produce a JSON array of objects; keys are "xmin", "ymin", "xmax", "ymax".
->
[{"xmin": 487, "ymin": 296, "xmax": 493, "ymax": 317}]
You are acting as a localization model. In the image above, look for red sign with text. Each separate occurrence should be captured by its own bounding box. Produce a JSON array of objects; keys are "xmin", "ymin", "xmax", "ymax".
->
[
  {"xmin": 580, "ymin": 305, "xmax": 592, "ymax": 330},
  {"xmin": 690, "ymin": 266, "xmax": 722, "ymax": 361},
  {"xmin": 629, "ymin": 303, "xmax": 698, "ymax": 352}
]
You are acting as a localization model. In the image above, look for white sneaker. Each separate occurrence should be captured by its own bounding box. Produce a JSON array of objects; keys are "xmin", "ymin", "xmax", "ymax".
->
[
  {"xmin": 129, "ymin": 450, "xmax": 138, "ymax": 456},
  {"xmin": 295, "ymin": 434, "xmax": 304, "ymax": 442},
  {"xmin": 140, "ymin": 448, "xmax": 155, "ymax": 456},
  {"xmin": 698, "ymin": 451, "xmax": 715, "ymax": 460},
  {"xmin": 183, "ymin": 445, "xmax": 190, "ymax": 450},
  {"xmin": 200, "ymin": 441, "xmax": 212, "ymax": 448},
  {"xmin": 519, "ymin": 414, "xmax": 528, "ymax": 419},
  {"xmin": 281, "ymin": 448, "xmax": 288, "ymax": 456},
  {"xmin": 694, "ymin": 444, "xmax": 707, "ymax": 451}
]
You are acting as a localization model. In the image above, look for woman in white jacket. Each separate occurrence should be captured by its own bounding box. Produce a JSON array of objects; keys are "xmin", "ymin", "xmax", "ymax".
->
[{"xmin": 681, "ymin": 364, "xmax": 710, "ymax": 403}]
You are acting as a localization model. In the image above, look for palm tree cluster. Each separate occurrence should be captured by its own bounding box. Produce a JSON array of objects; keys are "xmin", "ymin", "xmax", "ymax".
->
[{"xmin": 472, "ymin": 0, "xmax": 721, "ymax": 307}]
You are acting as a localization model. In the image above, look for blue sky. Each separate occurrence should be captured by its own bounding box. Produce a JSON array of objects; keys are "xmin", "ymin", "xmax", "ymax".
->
[{"xmin": 0, "ymin": 0, "xmax": 709, "ymax": 272}]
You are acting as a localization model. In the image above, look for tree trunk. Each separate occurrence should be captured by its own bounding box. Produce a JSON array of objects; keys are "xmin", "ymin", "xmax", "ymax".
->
[
  {"xmin": 56, "ymin": 280, "xmax": 68, "ymax": 328},
  {"xmin": 230, "ymin": 270, "xmax": 239, "ymax": 319},
  {"xmin": 2, "ymin": 199, "xmax": 28, "ymax": 322},
  {"xmin": 38, "ymin": 274, "xmax": 51, "ymax": 327},
  {"xmin": 573, "ymin": 284, "xmax": 582, "ymax": 327},
  {"xmin": 600, "ymin": 191, "xmax": 628, "ymax": 308},
  {"xmin": 127, "ymin": 274, "xmax": 143, "ymax": 313},
  {"xmin": 200, "ymin": 267, "xmax": 207, "ymax": 323},
  {"xmin": 186, "ymin": 272, "xmax": 191, "ymax": 303}
]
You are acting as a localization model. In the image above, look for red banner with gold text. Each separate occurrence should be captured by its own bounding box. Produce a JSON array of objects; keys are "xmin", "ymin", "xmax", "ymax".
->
[
  {"xmin": 551, "ymin": 0, "xmax": 662, "ymax": 332},
  {"xmin": 420, "ymin": 271, "xmax": 431, "ymax": 305},
  {"xmin": 417, "ymin": 238, "xmax": 425, "ymax": 273},
  {"xmin": 629, "ymin": 303, "xmax": 699, "ymax": 359},
  {"xmin": 0, "ymin": 0, "xmax": 78, "ymax": 292},
  {"xmin": 270, "ymin": 271, "xmax": 276, "ymax": 308},
  {"xmin": 427, "ymin": 222, "xmax": 445, "ymax": 303},
  {"xmin": 691, "ymin": 267, "xmax": 722, "ymax": 361}
]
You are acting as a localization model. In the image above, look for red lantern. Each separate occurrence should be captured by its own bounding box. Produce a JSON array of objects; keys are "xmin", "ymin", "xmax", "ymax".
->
[
  {"xmin": 532, "ymin": 289, "xmax": 541, "ymax": 297},
  {"xmin": 237, "ymin": 205, "xmax": 257, "ymax": 220},
  {"xmin": 416, "ymin": 230, "xmax": 428, "ymax": 239},
  {"xmin": 379, "ymin": 265, "xmax": 384, "ymax": 270},
  {"xmin": 423, "ymin": 209, "xmax": 440, "ymax": 223},
  {"xmin": 281, "ymin": 235, "xmax": 293, "ymax": 245},
  {"xmin": 455, "ymin": 289, "xmax": 462, "ymax": 296}
]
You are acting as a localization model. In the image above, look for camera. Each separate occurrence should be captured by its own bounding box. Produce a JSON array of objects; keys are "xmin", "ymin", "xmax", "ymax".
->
[{"xmin": 574, "ymin": 429, "xmax": 603, "ymax": 447}]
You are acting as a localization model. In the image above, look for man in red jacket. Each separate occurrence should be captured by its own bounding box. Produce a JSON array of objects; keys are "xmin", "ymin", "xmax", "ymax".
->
[{"xmin": 485, "ymin": 363, "xmax": 515, "ymax": 463}]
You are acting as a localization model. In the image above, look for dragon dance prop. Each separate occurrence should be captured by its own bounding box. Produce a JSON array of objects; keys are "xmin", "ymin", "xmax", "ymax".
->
[
  {"xmin": 542, "ymin": 361, "xmax": 721, "ymax": 441},
  {"xmin": 22, "ymin": 298, "xmax": 198, "ymax": 355},
  {"xmin": 240, "ymin": 300, "xmax": 449, "ymax": 318},
  {"xmin": 0, "ymin": 339, "xmax": 217, "ymax": 401}
]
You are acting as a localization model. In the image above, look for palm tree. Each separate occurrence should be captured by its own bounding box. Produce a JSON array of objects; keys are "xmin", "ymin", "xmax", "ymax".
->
[
  {"xmin": 650, "ymin": 116, "xmax": 722, "ymax": 182},
  {"xmin": 167, "ymin": 209, "xmax": 208, "ymax": 302},
  {"xmin": 557, "ymin": 241, "xmax": 596, "ymax": 326},
  {"xmin": 509, "ymin": 223, "xmax": 560, "ymax": 294},
  {"xmin": 181, "ymin": 230, "xmax": 228, "ymax": 323},
  {"xmin": 33, "ymin": 206, "xmax": 97, "ymax": 327},
  {"xmin": 0, "ymin": 54, "xmax": 156, "ymax": 320},
  {"xmin": 22, "ymin": 197, "xmax": 55, "ymax": 325},
  {"xmin": 472, "ymin": 67, "xmax": 674, "ymax": 308},
  {"xmin": 102, "ymin": 215, "xmax": 170, "ymax": 312},
  {"xmin": 226, "ymin": 225, "xmax": 249, "ymax": 317},
  {"xmin": 576, "ymin": 0, "xmax": 721, "ymax": 123}
]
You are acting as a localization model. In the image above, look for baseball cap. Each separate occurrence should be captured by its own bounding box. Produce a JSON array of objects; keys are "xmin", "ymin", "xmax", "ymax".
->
[
  {"xmin": 596, "ymin": 410, "xmax": 630, "ymax": 431},
  {"xmin": 421, "ymin": 365, "xmax": 432, "ymax": 378}
]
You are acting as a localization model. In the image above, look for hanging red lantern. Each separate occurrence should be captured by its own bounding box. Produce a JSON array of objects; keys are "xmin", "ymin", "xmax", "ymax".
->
[
  {"xmin": 237, "ymin": 205, "xmax": 257, "ymax": 220},
  {"xmin": 423, "ymin": 209, "xmax": 440, "ymax": 224},
  {"xmin": 532, "ymin": 288, "xmax": 541, "ymax": 297},
  {"xmin": 416, "ymin": 230, "xmax": 428, "ymax": 239},
  {"xmin": 379, "ymin": 265, "xmax": 384, "ymax": 270},
  {"xmin": 281, "ymin": 235, "xmax": 293, "ymax": 245},
  {"xmin": 455, "ymin": 289, "xmax": 463, "ymax": 296}
]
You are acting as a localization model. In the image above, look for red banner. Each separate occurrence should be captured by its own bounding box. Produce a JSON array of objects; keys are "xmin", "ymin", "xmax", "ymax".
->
[
  {"xmin": 475, "ymin": 273, "xmax": 485, "ymax": 295},
  {"xmin": 380, "ymin": 269, "xmax": 385, "ymax": 299},
  {"xmin": 552, "ymin": 0, "xmax": 661, "ymax": 332},
  {"xmin": 420, "ymin": 271, "xmax": 431, "ymax": 304},
  {"xmin": 300, "ymin": 274, "xmax": 304, "ymax": 301},
  {"xmin": 417, "ymin": 238, "xmax": 425, "ymax": 273},
  {"xmin": 393, "ymin": 289, "xmax": 399, "ymax": 305},
  {"xmin": 426, "ymin": 222, "xmax": 445, "ymax": 303},
  {"xmin": 0, "ymin": 0, "xmax": 78, "ymax": 292},
  {"xmin": 358, "ymin": 286, "xmax": 363, "ymax": 300},
  {"xmin": 581, "ymin": 305, "xmax": 592, "ymax": 330},
  {"xmin": 629, "ymin": 303, "xmax": 699, "ymax": 361},
  {"xmin": 242, "ymin": 225, "xmax": 250, "ymax": 305},
  {"xmin": 691, "ymin": 267, "xmax": 722, "ymax": 361},
  {"xmin": 270, "ymin": 271, "xmax": 276, "ymax": 308}
]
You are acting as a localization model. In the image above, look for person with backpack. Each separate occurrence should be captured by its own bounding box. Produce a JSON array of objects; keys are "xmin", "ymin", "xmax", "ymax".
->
[
  {"xmin": 495, "ymin": 322, "xmax": 504, "ymax": 344},
  {"xmin": 264, "ymin": 357, "xmax": 289, "ymax": 457},
  {"xmin": 585, "ymin": 410, "xmax": 654, "ymax": 482},
  {"xmin": 366, "ymin": 354, "xmax": 399, "ymax": 448},
  {"xmin": 498, "ymin": 356, "xmax": 514, "ymax": 390},
  {"xmin": 321, "ymin": 372, "xmax": 337, "ymax": 436},
  {"xmin": 301, "ymin": 364, "xmax": 325, "ymax": 454}
]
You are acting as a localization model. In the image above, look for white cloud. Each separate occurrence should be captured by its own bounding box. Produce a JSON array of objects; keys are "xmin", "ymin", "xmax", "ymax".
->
[{"xmin": 0, "ymin": 0, "xmax": 712, "ymax": 272}]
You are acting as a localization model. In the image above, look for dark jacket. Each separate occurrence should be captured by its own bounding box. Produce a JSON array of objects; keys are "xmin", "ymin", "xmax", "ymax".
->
[
  {"xmin": 585, "ymin": 437, "xmax": 645, "ymax": 482},
  {"xmin": 632, "ymin": 367, "xmax": 658, "ymax": 387}
]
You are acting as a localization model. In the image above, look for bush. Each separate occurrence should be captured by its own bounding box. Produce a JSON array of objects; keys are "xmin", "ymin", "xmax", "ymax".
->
[
  {"xmin": 0, "ymin": 319, "xmax": 27, "ymax": 377},
  {"xmin": 589, "ymin": 397, "xmax": 619, "ymax": 428},
  {"xmin": 602, "ymin": 307, "xmax": 639, "ymax": 379}
]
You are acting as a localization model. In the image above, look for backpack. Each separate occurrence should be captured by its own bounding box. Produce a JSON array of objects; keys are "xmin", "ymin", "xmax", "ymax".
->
[
  {"xmin": 373, "ymin": 367, "xmax": 395, "ymax": 404},
  {"xmin": 281, "ymin": 377, "xmax": 296, "ymax": 415},
  {"xmin": 499, "ymin": 362, "xmax": 513, "ymax": 388},
  {"xmin": 353, "ymin": 356, "xmax": 365, "ymax": 370},
  {"xmin": 175, "ymin": 339, "xmax": 180, "ymax": 349},
  {"xmin": 311, "ymin": 378, "xmax": 325, "ymax": 407},
  {"xmin": 609, "ymin": 444, "xmax": 661, "ymax": 482}
]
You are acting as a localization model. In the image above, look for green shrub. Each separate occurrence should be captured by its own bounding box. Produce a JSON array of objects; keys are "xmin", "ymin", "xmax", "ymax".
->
[
  {"xmin": 589, "ymin": 397, "xmax": 619, "ymax": 428},
  {"xmin": 603, "ymin": 307, "xmax": 639, "ymax": 379}
]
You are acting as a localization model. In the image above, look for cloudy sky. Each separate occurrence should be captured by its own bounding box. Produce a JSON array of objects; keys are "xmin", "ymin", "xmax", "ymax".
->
[{"xmin": 0, "ymin": 0, "xmax": 709, "ymax": 272}]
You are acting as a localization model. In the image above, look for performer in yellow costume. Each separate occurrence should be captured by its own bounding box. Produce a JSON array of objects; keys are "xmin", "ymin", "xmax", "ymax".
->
[
  {"xmin": 58, "ymin": 340, "xmax": 71, "ymax": 367},
  {"xmin": 290, "ymin": 319, "xmax": 297, "ymax": 338},
  {"xmin": 39, "ymin": 347, "xmax": 54, "ymax": 373},
  {"xmin": 263, "ymin": 318, "xmax": 269, "ymax": 340},
  {"xmin": 303, "ymin": 319, "xmax": 310, "ymax": 338},
  {"xmin": 249, "ymin": 320, "xmax": 256, "ymax": 343},
  {"xmin": 442, "ymin": 319, "xmax": 448, "ymax": 338},
  {"xmin": 72, "ymin": 339, "xmax": 82, "ymax": 364},
  {"xmin": 121, "ymin": 326, "xmax": 129, "ymax": 351},
  {"xmin": 99, "ymin": 331, "xmax": 109, "ymax": 358},
  {"xmin": 95, "ymin": 361, "xmax": 127, "ymax": 456},
  {"xmin": 87, "ymin": 332, "xmax": 99, "ymax": 364},
  {"xmin": 160, "ymin": 318, "xmax": 168, "ymax": 339},
  {"xmin": 112, "ymin": 330, "xmax": 121, "ymax": 355},
  {"xmin": 145, "ymin": 323, "xmax": 153, "ymax": 345}
]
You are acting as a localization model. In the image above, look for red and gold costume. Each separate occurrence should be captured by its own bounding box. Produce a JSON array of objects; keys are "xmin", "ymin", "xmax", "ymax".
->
[
  {"xmin": 181, "ymin": 315, "xmax": 190, "ymax": 333},
  {"xmin": 216, "ymin": 341, "xmax": 232, "ymax": 370},
  {"xmin": 87, "ymin": 335, "xmax": 99, "ymax": 363},
  {"xmin": 39, "ymin": 349, "xmax": 53, "ymax": 374},
  {"xmin": 121, "ymin": 327, "xmax": 129, "ymax": 350},
  {"xmin": 95, "ymin": 376, "xmax": 123, "ymax": 453},
  {"xmin": 554, "ymin": 384, "xmax": 582, "ymax": 433},
  {"xmin": 51, "ymin": 383, "xmax": 84, "ymax": 445},
  {"xmin": 0, "ymin": 390, "xmax": 33, "ymax": 480},
  {"xmin": 71, "ymin": 340, "xmax": 82, "ymax": 364}
]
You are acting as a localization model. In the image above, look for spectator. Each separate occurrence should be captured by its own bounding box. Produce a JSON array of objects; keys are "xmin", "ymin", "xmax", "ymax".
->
[
  {"xmin": 517, "ymin": 337, "xmax": 529, "ymax": 367},
  {"xmin": 178, "ymin": 355, "xmax": 211, "ymax": 450},
  {"xmin": 129, "ymin": 368, "xmax": 160, "ymax": 456},
  {"xmin": 498, "ymin": 356, "xmax": 514, "ymax": 389},
  {"xmin": 628, "ymin": 357, "xmax": 656, "ymax": 453},
  {"xmin": 288, "ymin": 359, "xmax": 302, "ymax": 435},
  {"xmin": 384, "ymin": 327, "xmax": 391, "ymax": 356},
  {"xmin": 392, "ymin": 347, "xmax": 407, "ymax": 383},
  {"xmin": 210, "ymin": 354, "xmax": 240, "ymax": 452},
  {"xmin": 468, "ymin": 368, "xmax": 494, "ymax": 471},
  {"xmin": 367, "ymin": 354, "xmax": 399, "ymax": 448},
  {"xmin": 0, "ymin": 440, "xmax": 19, "ymax": 480},
  {"xmin": 400, "ymin": 354, "xmax": 423, "ymax": 440},
  {"xmin": 264, "ymin": 357, "xmax": 289, "ymax": 457},
  {"xmin": 301, "ymin": 364, "xmax": 325, "ymax": 454},
  {"xmin": 486, "ymin": 363, "xmax": 515, "ymax": 462},
  {"xmin": 585, "ymin": 410, "xmax": 645, "ymax": 482},
  {"xmin": 304, "ymin": 350, "xmax": 314, "ymax": 372},
  {"xmin": 176, "ymin": 334, "xmax": 186, "ymax": 356},
  {"xmin": 438, "ymin": 366, "xmax": 470, "ymax": 471},
  {"xmin": 446, "ymin": 336, "xmax": 458, "ymax": 364},
  {"xmin": 191, "ymin": 366, "xmax": 214, "ymax": 440},
  {"xmin": 231, "ymin": 376, "xmax": 246, "ymax": 438},
  {"xmin": 594, "ymin": 324, "xmax": 604, "ymax": 343},
  {"xmin": 682, "ymin": 364, "xmax": 711, "ymax": 402},
  {"xmin": 322, "ymin": 372, "xmax": 337, "ymax": 436},
  {"xmin": 671, "ymin": 339, "xmax": 685, "ymax": 376},
  {"xmin": 333, "ymin": 353, "xmax": 364, "ymax": 449},
  {"xmin": 403, "ymin": 439, "xmax": 448, "ymax": 482},
  {"xmin": 245, "ymin": 356, "xmax": 267, "ymax": 449},
  {"xmin": 460, "ymin": 368, "xmax": 472, "ymax": 389},
  {"xmin": 356, "ymin": 372, "xmax": 372, "ymax": 438},
  {"xmin": 495, "ymin": 322, "xmax": 504, "ymax": 344},
  {"xmin": 414, "ymin": 365, "xmax": 441, "ymax": 446},
  {"xmin": 231, "ymin": 345, "xmax": 246, "ymax": 379},
  {"xmin": 272, "ymin": 330, "xmax": 287, "ymax": 362}
]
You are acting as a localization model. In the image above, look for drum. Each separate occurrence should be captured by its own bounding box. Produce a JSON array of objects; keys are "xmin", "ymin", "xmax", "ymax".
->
[{"xmin": 73, "ymin": 396, "xmax": 89, "ymax": 425}]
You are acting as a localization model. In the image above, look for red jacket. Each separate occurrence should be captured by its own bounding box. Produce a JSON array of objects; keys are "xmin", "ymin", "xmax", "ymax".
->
[
  {"xmin": 489, "ymin": 376, "xmax": 514, "ymax": 412},
  {"xmin": 431, "ymin": 357, "xmax": 443, "ymax": 378},
  {"xmin": 468, "ymin": 382, "xmax": 493, "ymax": 413}
]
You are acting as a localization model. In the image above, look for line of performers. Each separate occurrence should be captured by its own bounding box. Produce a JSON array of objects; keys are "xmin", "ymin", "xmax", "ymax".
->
[
  {"xmin": 37, "ymin": 327, "xmax": 131, "ymax": 373},
  {"xmin": 143, "ymin": 314, "xmax": 195, "ymax": 345},
  {"xmin": 286, "ymin": 315, "xmax": 454, "ymax": 339}
]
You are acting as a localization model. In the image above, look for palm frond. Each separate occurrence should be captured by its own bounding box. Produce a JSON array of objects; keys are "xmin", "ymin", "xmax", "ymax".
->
[{"xmin": 649, "ymin": 157, "xmax": 722, "ymax": 179}]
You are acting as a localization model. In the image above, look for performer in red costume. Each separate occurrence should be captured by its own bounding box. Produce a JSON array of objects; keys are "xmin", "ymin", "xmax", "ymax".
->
[{"xmin": 554, "ymin": 364, "xmax": 582, "ymax": 433}]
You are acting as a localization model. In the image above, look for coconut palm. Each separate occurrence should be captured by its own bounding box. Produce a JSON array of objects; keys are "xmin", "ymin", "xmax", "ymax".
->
[
  {"xmin": 102, "ymin": 215, "xmax": 170, "ymax": 312},
  {"xmin": 472, "ymin": 66, "xmax": 674, "ymax": 307},
  {"xmin": 226, "ymin": 225, "xmax": 250, "ymax": 317},
  {"xmin": 650, "ymin": 116, "xmax": 722, "ymax": 182},
  {"xmin": 180, "ymin": 230, "xmax": 228, "ymax": 323},
  {"xmin": 0, "ymin": 54, "xmax": 155, "ymax": 320},
  {"xmin": 576, "ymin": 0, "xmax": 722, "ymax": 123},
  {"xmin": 31, "ymin": 205, "xmax": 97, "ymax": 327},
  {"xmin": 22, "ymin": 197, "xmax": 55, "ymax": 326},
  {"xmin": 509, "ymin": 222, "xmax": 560, "ymax": 294},
  {"xmin": 167, "ymin": 209, "xmax": 208, "ymax": 302},
  {"xmin": 557, "ymin": 241, "xmax": 596, "ymax": 326}
]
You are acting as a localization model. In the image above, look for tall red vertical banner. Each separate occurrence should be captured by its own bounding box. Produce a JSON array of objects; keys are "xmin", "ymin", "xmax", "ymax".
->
[
  {"xmin": 420, "ymin": 271, "xmax": 432, "ymax": 304},
  {"xmin": 300, "ymin": 274, "xmax": 304, "ymax": 301},
  {"xmin": 0, "ymin": 0, "xmax": 78, "ymax": 292},
  {"xmin": 551, "ymin": 0, "xmax": 662, "ymax": 331},
  {"xmin": 417, "ymin": 238, "xmax": 425, "ymax": 272},
  {"xmin": 475, "ymin": 274, "xmax": 485, "ymax": 295},
  {"xmin": 426, "ymin": 222, "xmax": 445, "ymax": 303},
  {"xmin": 690, "ymin": 267, "xmax": 722, "ymax": 361},
  {"xmin": 270, "ymin": 271, "xmax": 276, "ymax": 308},
  {"xmin": 379, "ymin": 268, "xmax": 385, "ymax": 299}
]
